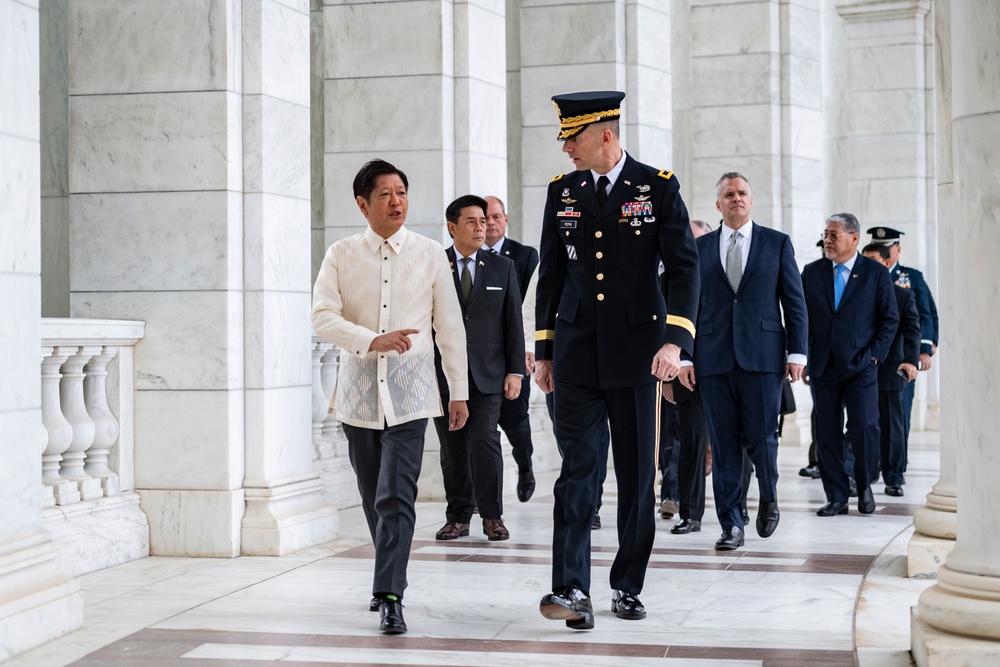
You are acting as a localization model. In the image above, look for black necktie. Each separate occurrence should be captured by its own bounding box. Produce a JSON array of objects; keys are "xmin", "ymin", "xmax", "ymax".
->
[
  {"xmin": 461, "ymin": 257, "xmax": 473, "ymax": 301},
  {"xmin": 596, "ymin": 175, "xmax": 610, "ymax": 206}
]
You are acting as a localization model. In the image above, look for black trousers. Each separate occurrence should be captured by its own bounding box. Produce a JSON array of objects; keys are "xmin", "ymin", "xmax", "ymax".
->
[
  {"xmin": 547, "ymin": 390, "xmax": 610, "ymax": 510},
  {"xmin": 551, "ymin": 381, "xmax": 657, "ymax": 597},
  {"xmin": 498, "ymin": 379, "xmax": 534, "ymax": 473},
  {"xmin": 343, "ymin": 418, "xmax": 427, "ymax": 598},
  {"xmin": 676, "ymin": 387, "xmax": 709, "ymax": 522},
  {"xmin": 878, "ymin": 389, "xmax": 906, "ymax": 486},
  {"xmin": 434, "ymin": 387, "xmax": 504, "ymax": 522}
]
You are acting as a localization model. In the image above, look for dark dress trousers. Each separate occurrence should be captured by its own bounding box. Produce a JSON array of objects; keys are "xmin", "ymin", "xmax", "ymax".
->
[
  {"xmin": 687, "ymin": 223, "xmax": 808, "ymax": 530},
  {"xmin": 496, "ymin": 237, "xmax": 539, "ymax": 474},
  {"xmin": 801, "ymin": 253, "xmax": 899, "ymax": 503},
  {"xmin": 535, "ymin": 154, "xmax": 699, "ymax": 597},
  {"xmin": 671, "ymin": 382, "xmax": 710, "ymax": 522},
  {"xmin": 878, "ymin": 285, "xmax": 920, "ymax": 487},
  {"xmin": 434, "ymin": 247, "xmax": 525, "ymax": 522}
]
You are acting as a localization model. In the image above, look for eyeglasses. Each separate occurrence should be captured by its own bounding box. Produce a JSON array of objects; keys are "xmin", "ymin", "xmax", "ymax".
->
[{"xmin": 820, "ymin": 230, "xmax": 854, "ymax": 241}]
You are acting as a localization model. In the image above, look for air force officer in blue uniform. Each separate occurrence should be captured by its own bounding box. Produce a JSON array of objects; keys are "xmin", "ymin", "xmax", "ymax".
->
[
  {"xmin": 678, "ymin": 173, "xmax": 808, "ymax": 551},
  {"xmin": 534, "ymin": 91, "xmax": 700, "ymax": 630}
]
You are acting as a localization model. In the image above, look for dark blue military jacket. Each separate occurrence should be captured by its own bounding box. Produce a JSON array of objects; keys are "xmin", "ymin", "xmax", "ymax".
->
[
  {"xmin": 891, "ymin": 264, "xmax": 937, "ymax": 355},
  {"xmin": 535, "ymin": 154, "xmax": 700, "ymax": 389}
]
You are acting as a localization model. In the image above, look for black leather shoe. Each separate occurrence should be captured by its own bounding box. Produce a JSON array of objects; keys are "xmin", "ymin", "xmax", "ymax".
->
[
  {"xmin": 517, "ymin": 468, "xmax": 535, "ymax": 502},
  {"xmin": 885, "ymin": 485, "xmax": 904, "ymax": 497},
  {"xmin": 611, "ymin": 590, "xmax": 646, "ymax": 620},
  {"xmin": 848, "ymin": 477, "xmax": 858, "ymax": 497},
  {"xmin": 671, "ymin": 518, "xmax": 701, "ymax": 534},
  {"xmin": 592, "ymin": 513, "xmax": 601, "ymax": 530},
  {"xmin": 715, "ymin": 526, "xmax": 745, "ymax": 551},
  {"xmin": 858, "ymin": 487, "xmax": 876, "ymax": 514},
  {"xmin": 378, "ymin": 597, "xmax": 406, "ymax": 634},
  {"xmin": 756, "ymin": 502, "xmax": 780, "ymax": 538},
  {"xmin": 369, "ymin": 596, "xmax": 380, "ymax": 612},
  {"xmin": 817, "ymin": 502, "xmax": 849, "ymax": 516},
  {"xmin": 540, "ymin": 585, "xmax": 594, "ymax": 630},
  {"xmin": 799, "ymin": 464, "xmax": 821, "ymax": 479}
]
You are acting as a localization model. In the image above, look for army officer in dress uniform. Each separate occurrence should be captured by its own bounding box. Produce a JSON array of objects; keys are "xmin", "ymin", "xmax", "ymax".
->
[{"xmin": 534, "ymin": 91, "xmax": 700, "ymax": 630}]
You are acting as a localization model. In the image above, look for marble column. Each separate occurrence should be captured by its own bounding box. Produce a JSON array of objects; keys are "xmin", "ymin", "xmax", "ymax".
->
[
  {"xmin": 908, "ymin": 0, "xmax": 956, "ymax": 579},
  {"xmin": 836, "ymin": 0, "xmax": 939, "ymax": 430},
  {"xmin": 911, "ymin": 0, "xmax": 1000, "ymax": 663},
  {"xmin": 0, "ymin": 0, "xmax": 83, "ymax": 658},
  {"xmin": 67, "ymin": 0, "xmax": 333, "ymax": 556}
]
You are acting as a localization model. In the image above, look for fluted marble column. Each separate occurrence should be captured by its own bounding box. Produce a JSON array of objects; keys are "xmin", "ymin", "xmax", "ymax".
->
[
  {"xmin": 911, "ymin": 1, "xmax": 1000, "ymax": 663},
  {"xmin": 908, "ymin": 0, "xmax": 956, "ymax": 578},
  {"xmin": 0, "ymin": 0, "xmax": 82, "ymax": 658}
]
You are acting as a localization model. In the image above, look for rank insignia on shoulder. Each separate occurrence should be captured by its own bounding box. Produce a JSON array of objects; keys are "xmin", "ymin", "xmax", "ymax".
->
[
  {"xmin": 551, "ymin": 173, "xmax": 565, "ymax": 183},
  {"xmin": 637, "ymin": 184, "xmax": 651, "ymax": 193},
  {"xmin": 657, "ymin": 170, "xmax": 674, "ymax": 180}
]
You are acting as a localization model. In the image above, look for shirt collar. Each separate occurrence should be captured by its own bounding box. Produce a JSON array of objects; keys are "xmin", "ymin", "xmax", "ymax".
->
[
  {"xmin": 835, "ymin": 252, "xmax": 859, "ymax": 272},
  {"xmin": 453, "ymin": 246, "xmax": 479, "ymax": 264},
  {"xmin": 721, "ymin": 220, "xmax": 753, "ymax": 243},
  {"xmin": 591, "ymin": 150, "xmax": 628, "ymax": 187},
  {"xmin": 486, "ymin": 237, "xmax": 506, "ymax": 254},
  {"xmin": 363, "ymin": 225, "xmax": 408, "ymax": 255}
]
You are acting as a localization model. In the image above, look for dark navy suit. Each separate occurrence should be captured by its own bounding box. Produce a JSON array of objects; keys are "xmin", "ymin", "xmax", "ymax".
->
[
  {"xmin": 687, "ymin": 223, "xmax": 808, "ymax": 529},
  {"xmin": 536, "ymin": 154, "xmax": 699, "ymax": 597},
  {"xmin": 801, "ymin": 253, "xmax": 899, "ymax": 503},
  {"xmin": 878, "ymin": 285, "xmax": 920, "ymax": 487},
  {"xmin": 495, "ymin": 237, "xmax": 539, "ymax": 474},
  {"xmin": 434, "ymin": 247, "xmax": 525, "ymax": 523}
]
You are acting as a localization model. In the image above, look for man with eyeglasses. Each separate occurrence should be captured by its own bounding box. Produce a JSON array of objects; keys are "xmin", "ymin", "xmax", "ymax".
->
[{"xmin": 800, "ymin": 213, "xmax": 899, "ymax": 517}]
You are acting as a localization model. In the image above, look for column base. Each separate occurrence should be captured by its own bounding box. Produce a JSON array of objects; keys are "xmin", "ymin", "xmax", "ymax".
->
[
  {"xmin": 907, "ymin": 531, "xmax": 955, "ymax": 578},
  {"xmin": 242, "ymin": 473, "xmax": 339, "ymax": 556},
  {"xmin": 139, "ymin": 488, "xmax": 245, "ymax": 557},
  {"xmin": 417, "ymin": 420, "xmax": 445, "ymax": 502},
  {"xmin": 923, "ymin": 400, "xmax": 940, "ymax": 432},
  {"xmin": 0, "ymin": 534, "xmax": 83, "ymax": 662},
  {"xmin": 316, "ymin": 455, "xmax": 361, "ymax": 510},
  {"xmin": 912, "ymin": 607, "xmax": 1000, "ymax": 666},
  {"xmin": 43, "ymin": 492, "xmax": 149, "ymax": 576}
]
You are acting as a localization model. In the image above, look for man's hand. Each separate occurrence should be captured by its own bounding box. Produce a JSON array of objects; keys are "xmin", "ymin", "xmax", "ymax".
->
[
  {"xmin": 919, "ymin": 352, "xmax": 932, "ymax": 371},
  {"xmin": 898, "ymin": 362, "xmax": 918, "ymax": 382},
  {"xmin": 525, "ymin": 351, "xmax": 536, "ymax": 377},
  {"xmin": 678, "ymin": 365, "xmax": 696, "ymax": 391},
  {"xmin": 448, "ymin": 400, "xmax": 468, "ymax": 431},
  {"xmin": 534, "ymin": 359, "xmax": 554, "ymax": 394},
  {"xmin": 786, "ymin": 363, "xmax": 805, "ymax": 383},
  {"xmin": 661, "ymin": 381, "xmax": 676, "ymax": 405},
  {"xmin": 651, "ymin": 343, "xmax": 682, "ymax": 382},
  {"xmin": 369, "ymin": 329, "xmax": 419, "ymax": 354},
  {"xmin": 504, "ymin": 374, "xmax": 522, "ymax": 400}
]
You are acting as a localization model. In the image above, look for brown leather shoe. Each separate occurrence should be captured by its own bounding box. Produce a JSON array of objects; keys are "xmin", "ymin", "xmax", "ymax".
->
[
  {"xmin": 482, "ymin": 517, "xmax": 509, "ymax": 541},
  {"xmin": 435, "ymin": 521, "xmax": 470, "ymax": 540}
]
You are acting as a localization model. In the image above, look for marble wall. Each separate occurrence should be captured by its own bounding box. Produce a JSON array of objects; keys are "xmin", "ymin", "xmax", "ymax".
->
[{"xmin": 0, "ymin": 0, "xmax": 83, "ymax": 657}]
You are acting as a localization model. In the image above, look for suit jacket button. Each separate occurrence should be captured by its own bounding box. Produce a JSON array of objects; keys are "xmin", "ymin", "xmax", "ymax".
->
[
  {"xmin": 596, "ymin": 273, "xmax": 604, "ymax": 280},
  {"xmin": 652, "ymin": 315, "xmax": 657, "ymax": 321},
  {"xmin": 597, "ymin": 294, "xmax": 605, "ymax": 301},
  {"xmin": 595, "ymin": 231, "xmax": 603, "ymax": 238},
  {"xmin": 596, "ymin": 251, "xmax": 604, "ymax": 259}
]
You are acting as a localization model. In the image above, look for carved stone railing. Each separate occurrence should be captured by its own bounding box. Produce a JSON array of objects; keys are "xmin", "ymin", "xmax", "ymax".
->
[
  {"xmin": 40, "ymin": 318, "xmax": 149, "ymax": 575},
  {"xmin": 311, "ymin": 336, "xmax": 360, "ymax": 509}
]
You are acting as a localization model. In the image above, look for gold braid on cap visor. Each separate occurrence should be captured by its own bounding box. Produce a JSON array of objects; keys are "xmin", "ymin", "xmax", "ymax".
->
[{"xmin": 556, "ymin": 108, "xmax": 622, "ymax": 140}]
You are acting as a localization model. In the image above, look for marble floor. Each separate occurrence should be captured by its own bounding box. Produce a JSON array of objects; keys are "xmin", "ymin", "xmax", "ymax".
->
[{"xmin": 10, "ymin": 433, "xmax": 941, "ymax": 667}]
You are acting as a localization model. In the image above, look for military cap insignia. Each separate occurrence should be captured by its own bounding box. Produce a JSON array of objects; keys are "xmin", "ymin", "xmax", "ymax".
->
[
  {"xmin": 657, "ymin": 170, "xmax": 674, "ymax": 180},
  {"xmin": 551, "ymin": 173, "xmax": 565, "ymax": 183},
  {"xmin": 876, "ymin": 228, "xmax": 886, "ymax": 238}
]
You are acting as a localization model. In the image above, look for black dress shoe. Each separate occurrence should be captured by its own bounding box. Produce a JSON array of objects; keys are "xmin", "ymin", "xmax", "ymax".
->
[
  {"xmin": 816, "ymin": 501, "xmax": 849, "ymax": 516},
  {"xmin": 885, "ymin": 485, "xmax": 904, "ymax": 497},
  {"xmin": 799, "ymin": 464, "xmax": 821, "ymax": 479},
  {"xmin": 369, "ymin": 596, "xmax": 380, "ymax": 612},
  {"xmin": 858, "ymin": 487, "xmax": 876, "ymax": 514},
  {"xmin": 742, "ymin": 510, "xmax": 750, "ymax": 526},
  {"xmin": 715, "ymin": 525, "xmax": 745, "ymax": 551},
  {"xmin": 540, "ymin": 585, "xmax": 594, "ymax": 630},
  {"xmin": 516, "ymin": 468, "xmax": 535, "ymax": 502},
  {"xmin": 592, "ymin": 513, "xmax": 601, "ymax": 530},
  {"xmin": 848, "ymin": 477, "xmax": 858, "ymax": 497},
  {"xmin": 611, "ymin": 590, "xmax": 646, "ymax": 620},
  {"xmin": 756, "ymin": 501, "xmax": 780, "ymax": 538},
  {"xmin": 378, "ymin": 596, "xmax": 406, "ymax": 634},
  {"xmin": 671, "ymin": 518, "xmax": 701, "ymax": 534}
]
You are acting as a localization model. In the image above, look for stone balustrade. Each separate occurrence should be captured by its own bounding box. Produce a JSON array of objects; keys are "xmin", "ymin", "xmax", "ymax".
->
[
  {"xmin": 311, "ymin": 337, "xmax": 360, "ymax": 509},
  {"xmin": 40, "ymin": 318, "xmax": 149, "ymax": 576}
]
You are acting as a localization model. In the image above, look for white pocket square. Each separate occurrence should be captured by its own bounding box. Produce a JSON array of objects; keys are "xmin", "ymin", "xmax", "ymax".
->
[{"xmin": 486, "ymin": 286, "xmax": 502, "ymax": 291}]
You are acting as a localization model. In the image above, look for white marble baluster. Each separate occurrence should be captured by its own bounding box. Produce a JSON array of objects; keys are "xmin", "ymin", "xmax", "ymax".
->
[
  {"xmin": 42, "ymin": 346, "xmax": 80, "ymax": 506},
  {"xmin": 83, "ymin": 346, "xmax": 122, "ymax": 497},
  {"xmin": 320, "ymin": 344, "xmax": 345, "ymax": 457},
  {"xmin": 58, "ymin": 345, "xmax": 103, "ymax": 501},
  {"xmin": 312, "ymin": 341, "xmax": 333, "ymax": 460}
]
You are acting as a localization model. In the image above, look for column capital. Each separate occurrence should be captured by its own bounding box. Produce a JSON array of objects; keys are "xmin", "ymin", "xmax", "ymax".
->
[{"xmin": 836, "ymin": 0, "xmax": 931, "ymax": 22}]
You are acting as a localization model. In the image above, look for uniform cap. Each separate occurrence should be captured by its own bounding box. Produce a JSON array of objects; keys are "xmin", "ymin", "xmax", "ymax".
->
[
  {"xmin": 867, "ymin": 226, "xmax": 904, "ymax": 245},
  {"xmin": 551, "ymin": 91, "xmax": 626, "ymax": 140}
]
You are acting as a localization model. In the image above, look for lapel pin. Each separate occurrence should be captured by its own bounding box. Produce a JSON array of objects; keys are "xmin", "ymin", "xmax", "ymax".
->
[
  {"xmin": 580, "ymin": 180, "xmax": 588, "ymax": 187},
  {"xmin": 624, "ymin": 180, "xmax": 631, "ymax": 185},
  {"xmin": 479, "ymin": 261, "xmax": 485, "ymax": 266}
]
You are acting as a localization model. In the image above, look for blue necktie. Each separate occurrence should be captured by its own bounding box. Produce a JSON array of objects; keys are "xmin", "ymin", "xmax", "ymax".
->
[{"xmin": 834, "ymin": 264, "xmax": 847, "ymax": 310}]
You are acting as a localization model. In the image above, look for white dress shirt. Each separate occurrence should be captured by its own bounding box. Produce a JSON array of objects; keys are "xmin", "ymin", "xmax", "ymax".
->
[{"xmin": 311, "ymin": 225, "xmax": 469, "ymax": 429}]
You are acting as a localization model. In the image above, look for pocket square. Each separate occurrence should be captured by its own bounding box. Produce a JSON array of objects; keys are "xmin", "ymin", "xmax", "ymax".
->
[{"xmin": 486, "ymin": 286, "xmax": 502, "ymax": 291}]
